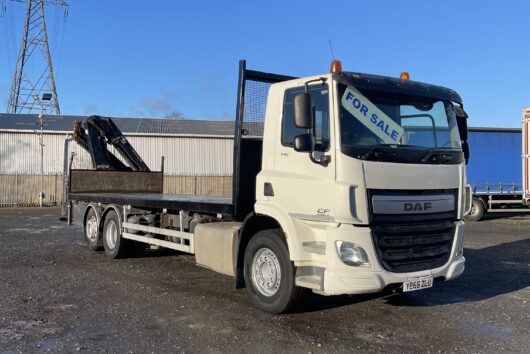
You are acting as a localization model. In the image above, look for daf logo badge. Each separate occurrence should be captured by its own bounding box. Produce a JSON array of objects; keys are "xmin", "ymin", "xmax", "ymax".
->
[{"xmin": 404, "ymin": 202, "xmax": 432, "ymax": 212}]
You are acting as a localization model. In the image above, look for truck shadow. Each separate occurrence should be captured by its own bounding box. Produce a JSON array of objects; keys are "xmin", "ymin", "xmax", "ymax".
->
[
  {"xmin": 474, "ymin": 212, "xmax": 530, "ymax": 221},
  {"xmin": 385, "ymin": 238, "xmax": 530, "ymax": 307},
  {"xmin": 293, "ymin": 238, "xmax": 530, "ymax": 312},
  {"xmin": 134, "ymin": 247, "xmax": 182, "ymax": 258}
]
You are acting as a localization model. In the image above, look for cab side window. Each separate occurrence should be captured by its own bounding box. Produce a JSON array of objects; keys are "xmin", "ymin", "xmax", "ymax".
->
[{"xmin": 282, "ymin": 84, "xmax": 330, "ymax": 151}]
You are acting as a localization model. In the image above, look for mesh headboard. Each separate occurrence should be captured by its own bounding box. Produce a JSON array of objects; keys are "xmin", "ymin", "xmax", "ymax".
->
[
  {"xmin": 242, "ymin": 79, "xmax": 271, "ymax": 138},
  {"xmin": 232, "ymin": 61, "xmax": 295, "ymax": 219},
  {"xmin": 241, "ymin": 66, "xmax": 295, "ymax": 139}
]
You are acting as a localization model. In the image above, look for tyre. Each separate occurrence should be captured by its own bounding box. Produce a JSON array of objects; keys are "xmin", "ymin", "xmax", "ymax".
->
[
  {"xmin": 102, "ymin": 210, "xmax": 129, "ymax": 259},
  {"xmin": 465, "ymin": 197, "xmax": 484, "ymax": 222},
  {"xmin": 243, "ymin": 229, "xmax": 303, "ymax": 314},
  {"xmin": 84, "ymin": 207, "xmax": 101, "ymax": 251}
]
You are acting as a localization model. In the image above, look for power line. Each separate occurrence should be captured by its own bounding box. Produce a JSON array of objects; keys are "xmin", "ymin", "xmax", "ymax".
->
[{"xmin": 1, "ymin": 0, "xmax": 16, "ymax": 72}]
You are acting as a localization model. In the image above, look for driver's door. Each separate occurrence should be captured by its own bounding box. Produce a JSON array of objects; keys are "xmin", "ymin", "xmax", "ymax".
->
[{"xmin": 269, "ymin": 83, "xmax": 336, "ymax": 221}]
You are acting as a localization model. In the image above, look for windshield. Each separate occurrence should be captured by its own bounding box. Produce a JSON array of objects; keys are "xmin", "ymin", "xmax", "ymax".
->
[{"xmin": 339, "ymin": 84, "xmax": 463, "ymax": 164}]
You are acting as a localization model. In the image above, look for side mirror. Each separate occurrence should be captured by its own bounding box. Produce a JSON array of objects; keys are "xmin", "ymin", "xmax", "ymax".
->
[
  {"xmin": 453, "ymin": 105, "xmax": 468, "ymax": 118},
  {"xmin": 462, "ymin": 141, "xmax": 470, "ymax": 164},
  {"xmin": 453, "ymin": 105, "xmax": 469, "ymax": 141},
  {"xmin": 294, "ymin": 92, "xmax": 313, "ymax": 129},
  {"xmin": 457, "ymin": 116, "xmax": 468, "ymax": 141},
  {"xmin": 293, "ymin": 133, "xmax": 312, "ymax": 152}
]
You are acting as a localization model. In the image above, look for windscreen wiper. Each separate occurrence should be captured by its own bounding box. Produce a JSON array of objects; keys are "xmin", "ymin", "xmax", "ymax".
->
[
  {"xmin": 421, "ymin": 148, "xmax": 455, "ymax": 164},
  {"xmin": 361, "ymin": 144, "xmax": 397, "ymax": 160},
  {"xmin": 361, "ymin": 144, "xmax": 417, "ymax": 160}
]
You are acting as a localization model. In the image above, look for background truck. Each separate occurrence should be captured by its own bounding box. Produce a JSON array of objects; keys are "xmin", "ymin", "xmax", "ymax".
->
[
  {"xmin": 465, "ymin": 127, "xmax": 524, "ymax": 221},
  {"xmin": 65, "ymin": 60, "xmax": 471, "ymax": 313}
]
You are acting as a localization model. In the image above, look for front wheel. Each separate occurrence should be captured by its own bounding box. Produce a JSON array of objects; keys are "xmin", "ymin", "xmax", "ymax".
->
[{"xmin": 243, "ymin": 229, "xmax": 303, "ymax": 314}]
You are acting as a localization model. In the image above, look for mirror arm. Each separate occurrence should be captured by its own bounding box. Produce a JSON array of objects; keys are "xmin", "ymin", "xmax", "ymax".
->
[
  {"xmin": 309, "ymin": 151, "xmax": 331, "ymax": 166},
  {"xmin": 303, "ymin": 77, "xmax": 327, "ymax": 154},
  {"xmin": 295, "ymin": 77, "xmax": 329, "ymax": 166},
  {"xmin": 304, "ymin": 77, "xmax": 328, "ymax": 93}
]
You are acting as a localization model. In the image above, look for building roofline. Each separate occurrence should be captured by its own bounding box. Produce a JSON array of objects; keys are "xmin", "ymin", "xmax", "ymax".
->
[{"xmin": 0, "ymin": 129, "xmax": 234, "ymax": 139}]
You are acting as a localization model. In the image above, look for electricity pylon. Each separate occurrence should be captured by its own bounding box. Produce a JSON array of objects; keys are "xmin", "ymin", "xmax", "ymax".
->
[{"xmin": 6, "ymin": 0, "xmax": 68, "ymax": 115}]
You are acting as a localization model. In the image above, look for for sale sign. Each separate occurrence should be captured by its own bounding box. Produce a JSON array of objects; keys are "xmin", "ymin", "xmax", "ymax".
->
[{"xmin": 341, "ymin": 86, "xmax": 404, "ymax": 144}]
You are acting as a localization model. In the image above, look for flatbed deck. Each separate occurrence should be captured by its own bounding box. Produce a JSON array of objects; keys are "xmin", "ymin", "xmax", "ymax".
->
[{"xmin": 69, "ymin": 192, "xmax": 234, "ymax": 215}]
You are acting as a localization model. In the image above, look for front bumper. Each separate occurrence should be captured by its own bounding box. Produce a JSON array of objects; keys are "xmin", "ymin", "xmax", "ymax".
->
[
  {"xmin": 303, "ymin": 221, "xmax": 465, "ymax": 295},
  {"xmin": 322, "ymin": 255, "xmax": 465, "ymax": 295}
]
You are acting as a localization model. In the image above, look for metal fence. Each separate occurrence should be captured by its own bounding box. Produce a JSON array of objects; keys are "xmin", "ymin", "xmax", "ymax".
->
[{"xmin": 0, "ymin": 173, "xmax": 232, "ymax": 207}]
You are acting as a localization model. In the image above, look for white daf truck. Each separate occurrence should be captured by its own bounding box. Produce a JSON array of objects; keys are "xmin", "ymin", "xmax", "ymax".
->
[{"xmin": 66, "ymin": 60, "xmax": 472, "ymax": 313}]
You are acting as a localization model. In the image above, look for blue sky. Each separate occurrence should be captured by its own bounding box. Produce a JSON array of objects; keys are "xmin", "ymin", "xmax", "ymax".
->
[{"xmin": 1, "ymin": 0, "xmax": 529, "ymax": 127}]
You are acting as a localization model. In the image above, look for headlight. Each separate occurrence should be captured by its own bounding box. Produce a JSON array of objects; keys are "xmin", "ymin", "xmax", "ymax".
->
[{"xmin": 335, "ymin": 241, "xmax": 371, "ymax": 267}]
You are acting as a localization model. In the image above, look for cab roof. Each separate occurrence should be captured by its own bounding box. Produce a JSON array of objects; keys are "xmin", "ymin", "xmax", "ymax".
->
[{"xmin": 333, "ymin": 72, "xmax": 462, "ymax": 104}]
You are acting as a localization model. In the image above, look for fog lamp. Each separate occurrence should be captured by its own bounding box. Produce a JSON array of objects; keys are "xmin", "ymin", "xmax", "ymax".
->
[{"xmin": 335, "ymin": 241, "xmax": 370, "ymax": 267}]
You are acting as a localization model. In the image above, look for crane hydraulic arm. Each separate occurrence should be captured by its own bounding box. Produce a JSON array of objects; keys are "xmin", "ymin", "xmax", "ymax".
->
[{"xmin": 72, "ymin": 115, "xmax": 150, "ymax": 172}]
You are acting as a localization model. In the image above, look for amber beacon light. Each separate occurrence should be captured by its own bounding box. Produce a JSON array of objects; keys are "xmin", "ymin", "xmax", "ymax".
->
[
  {"xmin": 400, "ymin": 72, "xmax": 410, "ymax": 80},
  {"xmin": 330, "ymin": 59, "xmax": 342, "ymax": 73}
]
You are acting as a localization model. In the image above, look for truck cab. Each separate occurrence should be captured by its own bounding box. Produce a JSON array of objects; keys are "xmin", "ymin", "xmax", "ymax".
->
[{"xmin": 239, "ymin": 60, "xmax": 471, "ymax": 311}]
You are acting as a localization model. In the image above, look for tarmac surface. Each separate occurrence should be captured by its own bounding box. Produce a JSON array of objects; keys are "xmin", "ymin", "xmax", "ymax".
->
[{"xmin": 0, "ymin": 208, "xmax": 528, "ymax": 353}]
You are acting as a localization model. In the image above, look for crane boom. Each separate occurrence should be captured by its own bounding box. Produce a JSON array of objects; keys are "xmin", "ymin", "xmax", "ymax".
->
[{"xmin": 73, "ymin": 116, "xmax": 150, "ymax": 172}]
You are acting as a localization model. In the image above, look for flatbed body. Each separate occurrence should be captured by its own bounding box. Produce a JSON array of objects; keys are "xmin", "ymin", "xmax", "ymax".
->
[
  {"xmin": 69, "ymin": 192, "xmax": 233, "ymax": 215},
  {"xmin": 66, "ymin": 169, "xmax": 234, "ymax": 216}
]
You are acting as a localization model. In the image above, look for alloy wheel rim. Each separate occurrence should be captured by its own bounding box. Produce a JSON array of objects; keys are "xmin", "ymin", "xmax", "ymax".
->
[
  {"xmin": 251, "ymin": 247, "xmax": 281, "ymax": 297},
  {"xmin": 106, "ymin": 220, "xmax": 118, "ymax": 249},
  {"xmin": 86, "ymin": 216, "xmax": 98, "ymax": 243}
]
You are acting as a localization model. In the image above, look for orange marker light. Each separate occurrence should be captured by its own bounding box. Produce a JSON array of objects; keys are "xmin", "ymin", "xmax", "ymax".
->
[
  {"xmin": 330, "ymin": 59, "xmax": 342, "ymax": 73},
  {"xmin": 400, "ymin": 72, "xmax": 410, "ymax": 80}
]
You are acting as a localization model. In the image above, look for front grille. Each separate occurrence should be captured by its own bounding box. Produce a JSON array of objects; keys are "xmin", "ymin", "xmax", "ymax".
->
[
  {"xmin": 373, "ymin": 221, "xmax": 455, "ymax": 273},
  {"xmin": 368, "ymin": 189, "xmax": 458, "ymax": 223}
]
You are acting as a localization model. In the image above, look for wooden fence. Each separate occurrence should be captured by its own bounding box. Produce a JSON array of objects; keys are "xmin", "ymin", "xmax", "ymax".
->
[
  {"xmin": 0, "ymin": 174, "xmax": 64, "ymax": 207},
  {"xmin": 0, "ymin": 174, "xmax": 232, "ymax": 207}
]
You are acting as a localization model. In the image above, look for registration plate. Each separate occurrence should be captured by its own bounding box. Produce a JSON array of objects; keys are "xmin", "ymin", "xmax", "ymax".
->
[{"xmin": 403, "ymin": 277, "xmax": 433, "ymax": 292}]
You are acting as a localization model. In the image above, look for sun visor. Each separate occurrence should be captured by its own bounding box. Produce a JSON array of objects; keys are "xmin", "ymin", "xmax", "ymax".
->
[{"xmin": 334, "ymin": 72, "xmax": 462, "ymax": 104}]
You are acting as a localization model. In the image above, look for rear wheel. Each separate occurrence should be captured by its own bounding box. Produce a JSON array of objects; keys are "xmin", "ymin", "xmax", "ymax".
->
[
  {"xmin": 103, "ymin": 210, "xmax": 129, "ymax": 258},
  {"xmin": 243, "ymin": 229, "xmax": 303, "ymax": 314},
  {"xmin": 465, "ymin": 197, "xmax": 485, "ymax": 222},
  {"xmin": 84, "ymin": 208, "xmax": 101, "ymax": 251}
]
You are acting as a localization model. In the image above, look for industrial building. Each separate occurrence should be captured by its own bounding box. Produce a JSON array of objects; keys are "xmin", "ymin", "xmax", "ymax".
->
[{"xmin": 0, "ymin": 113, "xmax": 235, "ymax": 206}]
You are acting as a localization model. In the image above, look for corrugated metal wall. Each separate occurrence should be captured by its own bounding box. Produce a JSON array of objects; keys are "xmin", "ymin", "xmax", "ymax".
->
[
  {"xmin": 121, "ymin": 136, "xmax": 234, "ymax": 176},
  {"xmin": 0, "ymin": 132, "xmax": 234, "ymax": 176},
  {"xmin": 0, "ymin": 132, "xmax": 70, "ymax": 174}
]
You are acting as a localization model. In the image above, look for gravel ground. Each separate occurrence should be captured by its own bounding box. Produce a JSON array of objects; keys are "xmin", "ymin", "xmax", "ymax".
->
[{"xmin": 0, "ymin": 208, "xmax": 528, "ymax": 353}]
